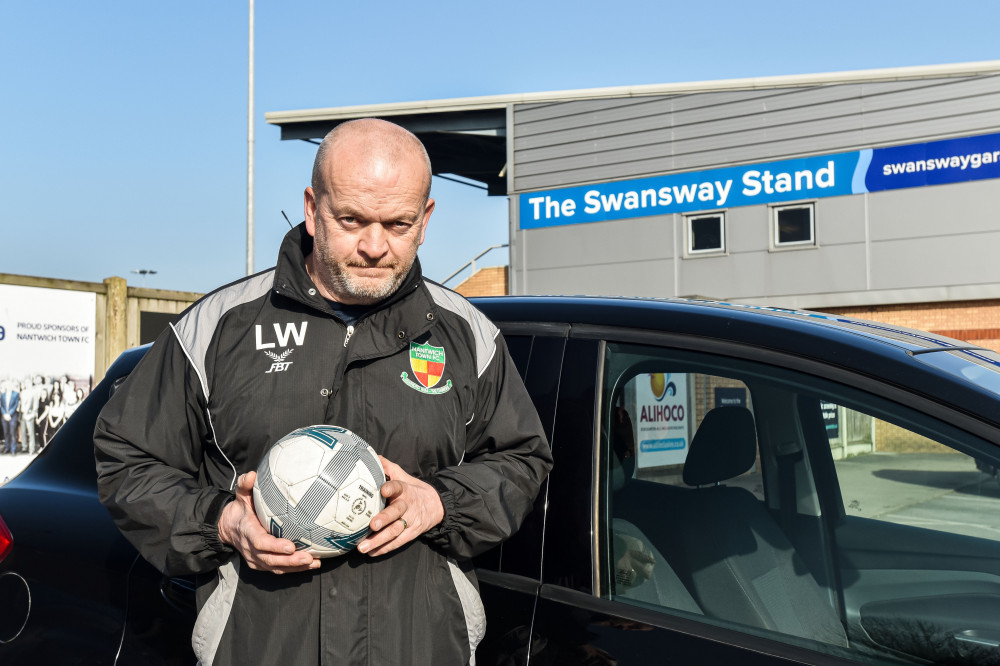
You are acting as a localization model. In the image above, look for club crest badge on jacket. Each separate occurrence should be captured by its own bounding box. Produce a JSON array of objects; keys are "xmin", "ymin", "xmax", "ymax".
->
[{"xmin": 401, "ymin": 341, "xmax": 453, "ymax": 395}]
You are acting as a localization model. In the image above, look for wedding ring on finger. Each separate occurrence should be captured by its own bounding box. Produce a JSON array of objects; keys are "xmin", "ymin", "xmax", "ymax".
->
[{"xmin": 400, "ymin": 518, "xmax": 408, "ymax": 529}]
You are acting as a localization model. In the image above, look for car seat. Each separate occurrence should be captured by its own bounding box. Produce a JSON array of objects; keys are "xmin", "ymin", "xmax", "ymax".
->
[{"xmin": 665, "ymin": 406, "xmax": 848, "ymax": 647}]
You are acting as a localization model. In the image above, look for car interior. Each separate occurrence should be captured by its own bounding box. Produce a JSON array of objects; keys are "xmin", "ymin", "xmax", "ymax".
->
[{"xmin": 602, "ymin": 343, "xmax": 1000, "ymax": 665}]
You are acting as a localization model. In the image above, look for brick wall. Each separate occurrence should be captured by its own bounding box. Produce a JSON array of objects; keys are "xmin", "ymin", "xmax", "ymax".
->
[
  {"xmin": 822, "ymin": 299, "xmax": 1000, "ymax": 354},
  {"xmin": 453, "ymin": 266, "xmax": 508, "ymax": 297}
]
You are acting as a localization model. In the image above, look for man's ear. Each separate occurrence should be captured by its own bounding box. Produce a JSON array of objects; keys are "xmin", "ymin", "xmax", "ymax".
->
[
  {"xmin": 304, "ymin": 187, "xmax": 318, "ymax": 237},
  {"xmin": 417, "ymin": 198, "xmax": 434, "ymax": 246}
]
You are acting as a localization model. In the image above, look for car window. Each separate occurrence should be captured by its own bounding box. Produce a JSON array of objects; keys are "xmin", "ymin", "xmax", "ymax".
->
[
  {"xmin": 826, "ymin": 401, "xmax": 1000, "ymax": 542},
  {"xmin": 815, "ymin": 398, "xmax": 1000, "ymax": 664},
  {"xmin": 599, "ymin": 341, "xmax": 1000, "ymax": 665},
  {"xmin": 611, "ymin": 369, "xmax": 760, "ymax": 499},
  {"xmin": 505, "ymin": 334, "xmax": 532, "ymax": 380}
]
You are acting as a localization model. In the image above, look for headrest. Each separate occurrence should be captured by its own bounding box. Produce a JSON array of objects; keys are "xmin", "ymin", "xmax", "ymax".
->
[
  {"xmin": 682, "ymin": 406, "xmax": 757, "ymax": 487},
  {"xmin": 610, "ymin": 401, "xmax": 636, "ymax": 492}
]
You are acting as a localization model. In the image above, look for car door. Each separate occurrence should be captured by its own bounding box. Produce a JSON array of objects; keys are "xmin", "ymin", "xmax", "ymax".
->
[
  {"xmin": 474, "ymin": 326, "xmax": 568, "ymax": 664},
  {"xmin": 795, "ymin": 391, "xmax": 1000, "ymax": 664},
  {"xmin": 526, "ymin": 327, "xmax": 1000, "ymax": 665}
]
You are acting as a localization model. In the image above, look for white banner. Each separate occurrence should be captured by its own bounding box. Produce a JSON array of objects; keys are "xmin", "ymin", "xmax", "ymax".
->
[
  {"xmin": 0, "ymin": 284, "xmax": 96, "ymax": 450},
  {"xmin": 632, "ymin": 372, "xmax": 690, "ymax": 468}
]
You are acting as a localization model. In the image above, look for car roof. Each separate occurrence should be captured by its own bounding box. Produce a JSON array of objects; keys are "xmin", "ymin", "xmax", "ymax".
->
[
  {"xmin": 471, "ymin": 296, "xmax": 1000, "ymax": 426},
  {"xmin": 113, "ymin": 297, "xmax": 1000, "ymax": 430}
]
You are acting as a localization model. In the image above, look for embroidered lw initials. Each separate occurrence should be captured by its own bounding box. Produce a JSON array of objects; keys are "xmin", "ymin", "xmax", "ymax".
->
[
  {"xmin": 255, "ymin": 322, "xmax": 308, "ymax": 349},
  {"xmin": 256, "ymin": 322, "xmax": 307, "ymax": 374}
]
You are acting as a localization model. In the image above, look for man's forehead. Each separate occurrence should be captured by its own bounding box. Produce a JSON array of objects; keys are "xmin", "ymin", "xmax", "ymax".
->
[
  {"xmin": 319, "ymin": 127, "xmax": 430, "ymax": 188},
  {"xmin": 322, "ymin": 151, "xmax": 428, "ymax": 202}
]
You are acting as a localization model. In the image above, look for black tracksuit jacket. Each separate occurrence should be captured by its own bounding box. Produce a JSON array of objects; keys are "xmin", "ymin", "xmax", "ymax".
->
[{"xmin": 94, "ymin": 224, "xmax": 552, "ymax": 665}]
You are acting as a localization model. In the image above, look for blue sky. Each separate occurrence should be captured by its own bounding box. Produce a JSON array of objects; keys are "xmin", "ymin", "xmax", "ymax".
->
[{"xmin": 2, "ymin": 1, "xmax": 999, "ymax": 293}]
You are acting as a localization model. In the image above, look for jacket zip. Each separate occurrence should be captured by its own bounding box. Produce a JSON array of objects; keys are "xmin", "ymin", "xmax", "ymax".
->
[{"xmin": 343, "ymin": 324, "xmax": 355, "ymax": 347}]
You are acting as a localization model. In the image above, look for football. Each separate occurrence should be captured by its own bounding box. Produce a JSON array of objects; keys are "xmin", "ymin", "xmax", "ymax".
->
[{"xmin": 252, "ymin": 425, "xmax": 386, "ymax": 558}]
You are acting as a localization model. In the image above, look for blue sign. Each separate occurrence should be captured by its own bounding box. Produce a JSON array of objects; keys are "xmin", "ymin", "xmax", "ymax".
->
[
  {"xmin": 519, "ymin": 132, "xmax": 1000, "ymax": 229},
  {"xmin": 866, "ymin": 133, "xmax": 1000, "ymax": 191}
]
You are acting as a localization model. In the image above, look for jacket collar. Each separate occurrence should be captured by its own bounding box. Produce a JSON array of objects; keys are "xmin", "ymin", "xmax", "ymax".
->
[{"xmin": 271, "ymin": 222, "xmax": 426, "ymax": 321}]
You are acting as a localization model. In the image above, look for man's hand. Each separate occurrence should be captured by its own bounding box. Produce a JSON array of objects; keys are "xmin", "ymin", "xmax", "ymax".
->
[
  {"xmin": 218, "ymin": 471, "xmax": 320, "ymax": 574},
  {"xmin": 358, "ymin": 456, "xmax": 444, "ymax": 557}
]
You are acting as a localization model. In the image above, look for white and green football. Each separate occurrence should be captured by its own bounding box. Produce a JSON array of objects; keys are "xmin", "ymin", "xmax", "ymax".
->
[{"xmin": 252, "ymin": 425, "xmax": 386, "ymax": 557}]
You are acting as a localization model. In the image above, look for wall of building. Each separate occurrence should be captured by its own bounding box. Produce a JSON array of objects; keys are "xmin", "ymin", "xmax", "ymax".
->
[
  {"xmin": 454, "ymin": 266, "xmax": 508, "ymax": 297},
  {"xmin": 511, "ymin": 74, "xmax": 1000, "ymax": 193},
  {"xmin": 508, "ymin": 71, "xmax": 1000, "ymax": 309},
  {"xmin": 824, "ymin": 298, "xmax": 1000, "ymax": 354}
]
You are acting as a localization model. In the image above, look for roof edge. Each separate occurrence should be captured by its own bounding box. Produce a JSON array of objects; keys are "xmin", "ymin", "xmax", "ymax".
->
[{"xmin": 266, "ymin": 60, "xmax": 1000, "ymax": 125}]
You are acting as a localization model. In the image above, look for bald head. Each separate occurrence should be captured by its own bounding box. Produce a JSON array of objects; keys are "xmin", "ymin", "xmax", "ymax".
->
[{"xmin": 311, "ymin": 118, "xmax": 432, "ymax": 202}]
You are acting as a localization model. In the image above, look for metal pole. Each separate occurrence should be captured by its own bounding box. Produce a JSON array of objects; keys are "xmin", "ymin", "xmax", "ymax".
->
[{"xmin": 246, "ymin": 0, "xmax": 255, "ymax": 275}]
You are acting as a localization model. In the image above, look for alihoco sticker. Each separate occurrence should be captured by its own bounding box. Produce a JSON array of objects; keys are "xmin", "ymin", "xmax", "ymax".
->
[{"xmin": 519, "ymin": 131, "xmax": 1000, "ymax": 229}]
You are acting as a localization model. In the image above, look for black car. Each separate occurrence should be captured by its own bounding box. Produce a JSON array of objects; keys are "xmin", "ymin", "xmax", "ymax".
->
[{"xmin": 3, "ymin": 296, "xmax": 1000, "ymax": 665}]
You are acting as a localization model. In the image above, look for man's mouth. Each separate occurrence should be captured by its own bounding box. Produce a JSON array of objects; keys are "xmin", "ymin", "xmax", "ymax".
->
[{"xmin": 347, "ymin": 262, "xmax": 397, "ymax": 275}]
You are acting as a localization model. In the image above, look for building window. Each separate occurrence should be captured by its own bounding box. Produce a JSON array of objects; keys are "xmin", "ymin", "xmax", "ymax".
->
[
  {"xmin": 687, "ymin": 213, "xmax": 725, "ymax": 255},
  {"xmin": 772, "ymin": 203, "xmax": 815, "ymax": 247}
]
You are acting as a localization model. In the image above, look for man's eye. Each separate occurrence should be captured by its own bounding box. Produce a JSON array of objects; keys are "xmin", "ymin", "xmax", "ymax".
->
[{"xmin": 339, "ymin": 216, "xmax": 357, "ymax": 225}]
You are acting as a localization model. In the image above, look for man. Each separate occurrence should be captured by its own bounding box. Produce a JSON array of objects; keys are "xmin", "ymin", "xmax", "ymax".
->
[
  {"xmin": 18, "ymin": 376, "xmax": 40, "ymax": 454},
  {"xmin": 94, "ymin": 118, "xmax": 552, "ymax": 666},
  {"xmin": 1, "ymin": 381, "xmax": 19, "ymax": 455}
]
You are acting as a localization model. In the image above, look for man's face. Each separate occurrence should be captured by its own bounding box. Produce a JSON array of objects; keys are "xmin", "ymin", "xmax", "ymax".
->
[{"xmin": 304, "ymin": 145, "xmax": 433, "ymax": 305}]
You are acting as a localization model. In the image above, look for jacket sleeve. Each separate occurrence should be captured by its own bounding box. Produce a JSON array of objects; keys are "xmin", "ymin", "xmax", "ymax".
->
[
  {"xmin": 94, "ymin": 328, "xmax": 235, "ymax": 576},
  {"xmin": 424, "ymin": 333, "xmax": 552, "ymax": 559}
]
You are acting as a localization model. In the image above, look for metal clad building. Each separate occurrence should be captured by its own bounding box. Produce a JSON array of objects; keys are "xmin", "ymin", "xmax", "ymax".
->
[
  {"xmin": 267, "ymin": 61, "xmax": 1000, "ymax": 346},
  {"xmin": 509, "ymin": 66, "xmax": 1000, "ymax": 306}
]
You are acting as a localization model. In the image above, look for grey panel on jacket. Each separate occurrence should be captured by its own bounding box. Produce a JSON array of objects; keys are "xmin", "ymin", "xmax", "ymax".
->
[
  {"xmin": 425, "ymin": 282, "xmax": 499, "ymax": 378},
  {"xmin": 170, "ymin": 270, "xmax": 275, "ymax": 399}
]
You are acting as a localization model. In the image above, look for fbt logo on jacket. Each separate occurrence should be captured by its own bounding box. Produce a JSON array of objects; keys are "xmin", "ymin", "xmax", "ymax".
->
[{"xmin": 255, "ymin": 322, "xmax": 308, "ymax": 373}]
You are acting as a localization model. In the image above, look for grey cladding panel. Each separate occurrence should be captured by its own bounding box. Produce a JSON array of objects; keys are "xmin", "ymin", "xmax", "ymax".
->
[
  {"xmin": 861, "ymin": 92, "xmax": 1000, "ymax": 130},
  {"xmin": 522, "ymin": 215, "xmax": 674, "ymax": 270},
  {"xmin": 814, "ymin": 195, "xmax": 868, "ymax": 247},
  {"xmin": 726, "ymin": 206, "xmax": 769, "ymax": 254},
  {"xmin": 860, "ymin": 110, "xmax": 1000, "ymax": 146},
  {"xmin": 515, "ymin": 124, "xmax": 870, "ymax": 181},
  {"xmin": 515, "ymin": 109, "xmax": 868, "ymax": 169},
  {"xmin": 514, "ymin": 113, "xmax": 1000, "ymax": 192},
  {"xmin": 514, "ymin": 96, "xmax": 868, "ymax": 161},
  {"xmin": 680, "ymin": 243, "xmax": 869, "ymax": 299},
  {"xmin": 513, "ymin": 74, "xmax": 1000, "ymax": 193},
  {"xmin": 668, "ymin": 85, "xmax": 854, "ymax": 113},
  {"xmin": 867, "ymin": 180, "xmax": 1000, "ymax": 242},
  {"xmin": 515, "ymin": 87, "xmax": 828, "ymax": 141},
  {"xmin": 861, "ymin": 75, "xmax": 1000, "ymax": 112},
  {"xmin": 870, "ymin": 232, "xmax": 1000, "ymax": 290},
  {"xmin": 516, "ymin": 97, "xmax": 677, "ymax": 136},
  {"xmin": 515, "ymin": 96, "xmax": 672, "ymax": 124},
  {"xmin": 859, "ymin": 78, "xmax": 967, "ymax": 96},
  {"xmin": 523, "ymin": 260, "xmax": 676, "ymax": 298}
]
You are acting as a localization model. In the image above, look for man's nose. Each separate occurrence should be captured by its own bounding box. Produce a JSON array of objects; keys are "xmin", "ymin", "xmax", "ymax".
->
[{"xmin": 357, "ymin": 223, "xmax": 389, "ymax": 259}]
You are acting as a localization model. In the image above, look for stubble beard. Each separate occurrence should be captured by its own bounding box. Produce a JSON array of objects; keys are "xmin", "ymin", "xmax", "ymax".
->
[{"xmin": 313, "ymin": 228, "xmax": 417, "ymax": 306}]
